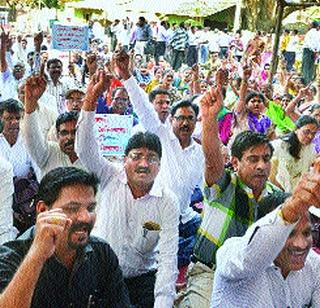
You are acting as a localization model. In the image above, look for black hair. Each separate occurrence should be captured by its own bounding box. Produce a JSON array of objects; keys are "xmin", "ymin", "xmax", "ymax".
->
[
  {"xmin": 37, "ymin": 167, "xmax": 99, "ymax": 208},
  {"xmin": 0, "ymin": 99, "xmax": 24, "ymax": 116},
  {"xmin": 125, "ymin": 132, "xmax": 162, "ymax": 159},
  {"xmin": 111, "ymin": 87, "xmax": 127, "ymax": 100},
  {"xmin": 282, "ymin": 115, "xmax": 319, "ymax": 159},
  {"xmin": 245, "ymin": 91, "xmax": 266, "ymax": 106},
  {"xmin": 257, "ymin": 191, "xmax": 291, "ymax": 219},
  {"xmin": 310, "ymin": 104, "xmax": 320, "ymax": 113},
  {"xmin": 149, "ymin": 88, "xmax": 170, "ymax": 103},
  {"xmin": 46, "ymin": 58, "xmax": 63, "ymax": 70},
  {"xmin": 55, "ymin": 111, "xmax": 79, "ymax": 132},
  {"xmin": 27, "ymin": 51, "xmax": 35, "ymax": 58},
  {"xmin": 281, "ymin": 93, "xmax": 293, "ymax": 100},
  {"xmin": 231, "ymin": 130, "xmax": 274, "ymax": 160},
  {"xmin": 170, "ymin": 99, "xmax": 199, "ymax": 117}
]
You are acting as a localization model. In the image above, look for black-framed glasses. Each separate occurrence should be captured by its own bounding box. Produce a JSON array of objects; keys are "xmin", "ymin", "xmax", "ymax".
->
[{"xmin": 173, "ymin": 115, "xmax": 196, "ymax": 123}]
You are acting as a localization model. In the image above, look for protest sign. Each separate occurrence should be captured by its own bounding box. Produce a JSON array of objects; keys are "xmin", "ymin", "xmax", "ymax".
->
[
  {"xmin": 95, "ymin": 114, "xmax": 133, "ymax": 157},
  {"xmin": 52, "ymin": 24, "xmax": 89, "ymax": 51}
]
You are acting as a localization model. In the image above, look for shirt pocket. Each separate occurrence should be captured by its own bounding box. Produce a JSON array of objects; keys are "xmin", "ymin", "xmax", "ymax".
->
[{"xmin": 133, "ymin": 227, "xmax": 160, "ymax": 255}]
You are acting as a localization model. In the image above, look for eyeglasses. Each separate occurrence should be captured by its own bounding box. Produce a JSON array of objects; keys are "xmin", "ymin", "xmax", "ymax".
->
[
  {"xmin": 128, "ymin": 152, "xmax": 160, "ymax": 165},
  {"xmin": 173, "ymin": 115, "xmax": 196, "ymax": 123},
  {"xmin": 301, "ymin": 129, "xmax": 317, "ymax": 138}
]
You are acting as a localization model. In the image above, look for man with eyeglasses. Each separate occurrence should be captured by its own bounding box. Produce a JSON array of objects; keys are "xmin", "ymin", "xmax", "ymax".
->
[
  {"xmin": 111, "ymin": 48, "xmax": 204, "ymax": 287},
  {"xmin": 75, "ymin": 70, "xmax": 179, "ymax": 308},
  {"xmin": 22, "ymin": 75, "xmax": 86, "ymax": 178}
]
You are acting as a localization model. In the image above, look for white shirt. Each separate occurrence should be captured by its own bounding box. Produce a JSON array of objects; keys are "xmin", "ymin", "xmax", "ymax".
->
[
  {"xmin": 20, "ymin": 101, "xmax": 58, "ymax": 140},
  {"xmin": 75, "ymin": 110, "xmax": 179, "ymax": 308},
  {"xmin": 0, "ymin": 156, "xmax": 17, "ymax": 244},
  {"xmin": 218, "ymin": 32, "xmax": 232, "ymax": 47},
  {"xmin": 188, "ymin": 31, "xmax": 200, "ymax": 46},
  {"xmin": 303, "ymin": 28, "xmax": 320, "ymax": 52},
  {"xmin": 0, "ymin": 67, "xmax": 23, "ymax": 101},
  {"xmin": 211, "ymin": 208, "xmax": 320, "ymax": 307},
  {"xmin": 199, "ymin": 30, "xmax": 210, "ymax": 45},
  {"xmin": 286, "ymin": 35, "xmax": 299, "ymax": 53},
  {"xmin": 23, "ymin": 112, "xmax": 84, "ymax": 178},
  {"xmin": 45, "ymin": 77, "xmax": 75, "ymax": 114},
  {"xmin": 123, "ymin": 76, "xmax": 204, "ymax": 224},
  {"xmin": 0, "ymin": 133, "xmax": 35, "ymax": 177}
]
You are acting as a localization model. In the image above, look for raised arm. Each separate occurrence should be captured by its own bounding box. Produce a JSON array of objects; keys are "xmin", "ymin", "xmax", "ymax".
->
[
  {"xmin": 0, "ymin": 28, "xmax": 9, "ymax": 73},
  {"xmin": 285, "ymin": 88, "xmax": 304, "ymax": 122},
  {"xmin": 200, "ymin": 71, "xmax": 225, "ymax": 186},
  {"xmin": 235, "ymin": 64, "xmax": 252, "ymax": 114},
  {"xmin": 24, "ymin": 75, "xmax": 52, "ymax": 169},
  {"xmin": 76, "ymin": 70, "xmax": 116, "ymax": 188},
  {"xmin": 112, "ymin": 48, "xmax": 163, "ymax": 133},
  {"xmin": 0, "ymin": 209, "xmax": 71, "ymax": 308},
  {"xmin": 216, "ymin": 166, "xmax": 320, "ymax": 282}
]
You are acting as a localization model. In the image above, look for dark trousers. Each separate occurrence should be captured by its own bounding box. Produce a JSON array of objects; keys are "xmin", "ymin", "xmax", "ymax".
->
[
  {"xmin": 284, "ymin": 51, "xmax": 296, "ymax": 71},
  {"xmin": 154, "ymin": 41, "xmax": 166, "ymax": 65},
  {"xmin": 124, "ymin": 271, "xmax": 156, "ymax": 308},
  {"xmin": 178, "ymin": 214, "xmax": 201, "ymax": 268},
  {"xmin": 302, "ymin": 48, "xmax": 316, "ymax": 84},
  {"xmin": 171, "ymin": 50, "xmax": 185, "ymax": 71},
  {"xmin": 219, "ymin": 47, "xmax": 228, "ymax": 59},
  {"xmin": 187, "ymin": 46, "xmax": 198, "ymax": 67}
]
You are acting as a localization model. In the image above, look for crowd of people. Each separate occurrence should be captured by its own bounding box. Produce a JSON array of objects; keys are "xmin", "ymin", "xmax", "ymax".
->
[{"xmin": 0, "ymin": 14, "xmax": 319, "ymax": 308}]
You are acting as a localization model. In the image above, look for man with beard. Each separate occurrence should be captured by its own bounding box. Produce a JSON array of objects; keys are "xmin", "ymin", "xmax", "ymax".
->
[
  {"xmin": 76, "ymin": 70, "xmax": 179, "ymax": 308},
  {"xmin": 23, "ymin": 75, "xmax": 85, "ymax": 178},
  {"xmin": 211, "ymin": 164, "xmax": 320, "ymax": 307},
  {"xmin": 0, "ymin": 167, "xmax": 131, "ymax": 307},
  {"xmin": 111, "ymin": 48, "xmax": 204, "ymax": 287},
  {"xmin": 177, "ymin": 86, "xmax": 279, "ymax": 307}
]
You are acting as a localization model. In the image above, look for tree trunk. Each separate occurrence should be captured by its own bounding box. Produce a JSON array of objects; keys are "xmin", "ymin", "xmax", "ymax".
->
[{"xmin": 241, "ymin": 0, "xmax": 278, "ymax": 31}]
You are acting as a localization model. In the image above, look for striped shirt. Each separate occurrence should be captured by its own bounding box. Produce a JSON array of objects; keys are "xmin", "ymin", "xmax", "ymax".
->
[
  {"xmin": 170, "ymin": 28, "xmax": 189, "ymax": 51},
  {"xmin": 211, "ymin": 208, "xmax": 320, "ymax": 307},
  {"xmin": 193, "ymin": 169, "xmax": 279, "ymax": 268}
]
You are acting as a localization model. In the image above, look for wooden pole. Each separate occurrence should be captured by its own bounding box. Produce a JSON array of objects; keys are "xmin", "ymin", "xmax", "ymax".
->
[{"xmin": 268, "ymin": 0, "xmax": 284, "ymax": 89}]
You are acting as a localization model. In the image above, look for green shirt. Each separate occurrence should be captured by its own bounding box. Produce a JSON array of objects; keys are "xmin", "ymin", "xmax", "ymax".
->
[
  {"xmin": 265, "ymin": 100, "xmax": 295, "ymax": 133},
  {"xmin": 193, "ymin": 169, "xmax": 279, "ymax": 268}
]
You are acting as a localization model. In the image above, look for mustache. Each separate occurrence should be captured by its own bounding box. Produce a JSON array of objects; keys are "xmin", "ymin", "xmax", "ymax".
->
[
  {"xmin": 135, "ymin": 167, "xmax": 150, "ymax": 174},
  {"xmin": 69, "ymin": 222, "xmax": 93, "ymax": 233},
  {"xmin": 64, "ymin": 140, "xmax": 74, "ymax": 147}
]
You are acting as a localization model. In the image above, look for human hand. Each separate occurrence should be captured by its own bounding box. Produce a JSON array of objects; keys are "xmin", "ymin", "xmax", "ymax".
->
[
  {"xmin": 83, "ymin": 70, "xmax": 112, "ymax": 111},
  {"xmin": 282, "ymin": 159, "xmax": 320, "ymax": 223},
  {"xmin": 86, "ymin": 53, "xmax": 98, "ymax": 76},
  {"xmin": 29, "ymin": 208, "xmax": 72, "ymax": 263},
  {"xmin": 242, "ymin": 63, "xmax": 252, "ymax": 81},
  {"xmin": 34, "ymin": 31, "xmax": 43, "ymax": 51},
  {"xmin": 111, "ymin": 47, "xmax": 131, "ymax": 80},
  {"xmin": 200, "ymin": 85, "xmax": 223, "ymax": 120},
  {"xmin": 25, "ymin": 75, "xmax": 47, "ymax": 113},
  {"xmin": 0, "ymin": 26, "xmax": 9, "ymax": 51},
  {"xmin": 191, "ymin": 63, "xmax": 200, "ymax": 81}
]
